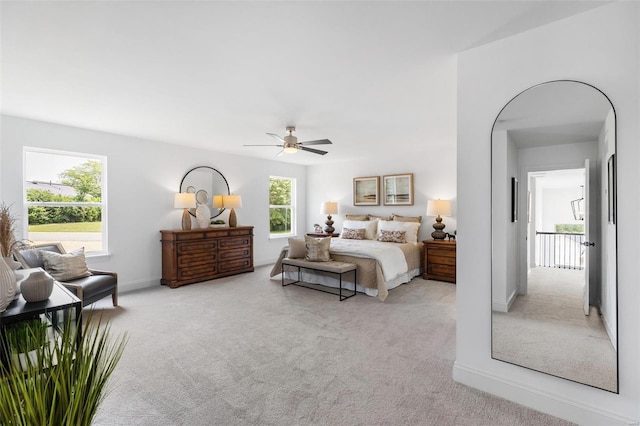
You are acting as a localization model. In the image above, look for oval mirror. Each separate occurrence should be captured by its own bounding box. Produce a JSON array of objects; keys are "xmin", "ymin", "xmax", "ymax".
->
[
  {"xmin": 491, "ymin": 80, "xmax": 618, "ymax": 393},
  {"xmin": 179, "ymin": 166, "xmax": 230, "ymax": 219}
]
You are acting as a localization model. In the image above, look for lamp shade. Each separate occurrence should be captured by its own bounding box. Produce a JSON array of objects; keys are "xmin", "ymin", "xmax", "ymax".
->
[
  {"xmin": 174, "ymin": 193, "xmax": 196, "ymax": 209},
  {"xmin": 321, "ymin": 201, "xmax": 338, "ymax": 215},
  {"xmin": 223, "ymin": 195, "xmax": 242, "ymax": 208},
  {"xmin": 212, "ymin": 195, "xmax": 224, "ymax": 208},
  {"xmin": 212, "ymin": 194, "xmax": 242, "ymax": 208},
  {"xmin": 426, "ymin": 199, "xmax": 451, "ymax": 217}
]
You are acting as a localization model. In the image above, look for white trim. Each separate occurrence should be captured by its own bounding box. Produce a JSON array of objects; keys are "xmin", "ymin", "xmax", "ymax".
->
[
  {"xmin": 453, "ymin": 362, "xmax": 637, "ymax": 426},
  {"xmin": 600, "ymin": 305, "xmax": 618, "ymax": 351},
  {"xmin": 492, "ymin": 288, "xmax": 517, "ymax": 312}
]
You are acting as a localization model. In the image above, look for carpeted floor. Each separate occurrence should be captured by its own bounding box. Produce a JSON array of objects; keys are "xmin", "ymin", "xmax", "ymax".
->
[
  {"xmin": 492, "ymin": 267, "xmax": 617, "ymax": 392},
  {"xmin": 91, "ymin": 265, "xmax": 573, "ymax": 426}
]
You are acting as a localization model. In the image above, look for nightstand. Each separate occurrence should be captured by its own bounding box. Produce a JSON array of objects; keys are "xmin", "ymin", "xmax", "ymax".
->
[
  {"xmin": 423, "ymin": 240, "xmax": 456, "ymax": 283},
  {"xmin": 306, "ymin": 233, "xmax": 340, "ymax": 238}
]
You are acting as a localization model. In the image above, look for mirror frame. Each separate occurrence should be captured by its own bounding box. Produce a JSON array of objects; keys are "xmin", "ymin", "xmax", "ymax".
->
[
  {"xmin": 490, "ymin": 80, "xmax": 619, "ymax": 393},
  {"xmin": 179, "ymin": 166, "xmax": 230, "ymax": 219}
]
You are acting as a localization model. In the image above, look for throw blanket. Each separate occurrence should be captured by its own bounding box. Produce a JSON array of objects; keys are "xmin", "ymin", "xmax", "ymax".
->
[{"xmin": 328, "ymin": 238, "xmax": 408, "ymax": 282}]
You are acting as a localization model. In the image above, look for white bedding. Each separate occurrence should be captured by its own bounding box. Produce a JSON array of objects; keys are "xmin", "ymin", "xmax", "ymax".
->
[
  {"xmin": 328, "ymin": 238, "xmax": 408, "ymax": 282},
  {"xmin": 278, "ymin": 238, "xmax": 421, "ymax": 300}
]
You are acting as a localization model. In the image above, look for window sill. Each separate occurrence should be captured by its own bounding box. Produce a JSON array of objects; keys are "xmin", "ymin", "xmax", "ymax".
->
[
  {"xmin": 269, "ymin": 234, "xmax": 295, "ymax": 240},
  {"xmin": 86, "ymin": 253, "xmax": 111, "ymax": 262}
]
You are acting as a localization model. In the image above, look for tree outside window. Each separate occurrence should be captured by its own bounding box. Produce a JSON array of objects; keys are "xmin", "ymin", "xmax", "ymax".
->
[
  {"xmin": 269, "ymin": 177, "xmax": 295, "ymax": 237},
  {"xmin": 24, "ymin": 149, "xmax": 107, "ymax": 254}
]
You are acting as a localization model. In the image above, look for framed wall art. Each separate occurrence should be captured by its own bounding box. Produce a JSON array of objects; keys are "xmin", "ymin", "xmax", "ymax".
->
[
  {"xmin": 353, "ymin": 176, "xmax": 380, "ymax": 206},
  {"xmin": 383, "ymin": 173, "xmax": 414, "ymax": 206}
]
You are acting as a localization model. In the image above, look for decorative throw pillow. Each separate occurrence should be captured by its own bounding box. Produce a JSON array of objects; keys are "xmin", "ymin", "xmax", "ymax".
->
[
  {"xmin": 304, "ymin": 235, "xmax": 332, "ymax": 262},
  {"xmin": 378, "ymin": 220, "xmax": 421, "ymax": 243},
  {"xmin": 341, "ymin": 227, "xmax": 366, "ymax": 240},
  {"xmin": 341, "ymin": 219, "xmax": 378, "ymax": 240},
  {"xmin": 369, "ymin": 214, "xmax": 392, "ymax": 221},
  {"xmin": 287, "ymin": 238, "xmax": 306, "ymax": 259},
  {"xmin": 393, "ymin": 214, "xmax": 422, "ymax": 223},
  {"xmin": 377, "ymin": 229, "xmax": 407, "ymax": 243},
  {"xmin": 345, "ymin": 214, "xmax": 369, "ymax": 221},
  {"xmin": 40, "ymin": 247, "xmax": 92, "ymax": 281}
]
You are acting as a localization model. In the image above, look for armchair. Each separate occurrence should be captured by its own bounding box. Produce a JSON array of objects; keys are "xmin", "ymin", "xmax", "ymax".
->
[{"xmin": 14, "ymin": 243, "xmax": 118, "ymax": 307}]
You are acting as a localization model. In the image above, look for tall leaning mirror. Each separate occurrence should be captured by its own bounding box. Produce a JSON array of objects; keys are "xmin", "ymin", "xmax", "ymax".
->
[{"xmin": 491, "ymin": 80, "xmax": 618, "ymax": 393}]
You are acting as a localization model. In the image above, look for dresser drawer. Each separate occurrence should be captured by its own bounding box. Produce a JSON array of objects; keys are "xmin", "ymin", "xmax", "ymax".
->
[
  {"xmin": 427, "ymin": 264, "xmax": 456, "ymax": 277},
  {"xmin": 178, "ymin": 252, "xmax": 217, "ymax": 267},
  {"xmin": 427, "ymin": 247, "xmax": 455, "ymax": 258},
  {"xmin": 178, "ymin": 263, "xmax": 218, "ymax": 280},
  {"xmin": 219, "ymin": 247, "xmax": 251, "ymax": 261},
  {"xmin": 428, "ymin": 255, "xmax": 456, "ymax": 266},
  {"xmin": 219, "ymin": 236, "xmax": 251, "ymax": 249},
  {"xmin": 177, "ymin": 241, "xmax": 217, "ymax": 254},
  {"xmin": 219, "ymin": 257, "xmax": 252, "ymax": 273}
]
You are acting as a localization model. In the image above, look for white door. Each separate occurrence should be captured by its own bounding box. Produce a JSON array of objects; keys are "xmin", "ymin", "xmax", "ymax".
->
[{"xmin": 583, "ymin": 159, "xmax": 590, "ymax": 316}]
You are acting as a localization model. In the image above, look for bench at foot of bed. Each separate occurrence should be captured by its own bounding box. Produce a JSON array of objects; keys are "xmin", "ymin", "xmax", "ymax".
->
[{"xmin": 281, "ymin": 258, "xmax": 357, "ymax": 301}]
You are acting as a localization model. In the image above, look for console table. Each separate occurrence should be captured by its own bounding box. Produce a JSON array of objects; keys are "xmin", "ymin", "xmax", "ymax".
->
[{"xmin": 160, "ymin": 226, "xmax": 254, "ymax": 288}]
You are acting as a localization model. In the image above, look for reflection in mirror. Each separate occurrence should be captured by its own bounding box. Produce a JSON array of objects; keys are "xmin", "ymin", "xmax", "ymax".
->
[
  {"xmin": 180, "ymin": 166, "xmax": 230, "ymax": 219},
  {"xmin": 491, "ymin": 81, "xmax": 618, "ymax": 393}
]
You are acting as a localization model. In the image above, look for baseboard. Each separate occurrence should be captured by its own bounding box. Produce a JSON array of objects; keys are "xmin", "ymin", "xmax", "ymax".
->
[
  {"xmin": 119, "ymin": 278, "xmax": 160, "ymax": 294},
  {"xmin": 453, "ymin": 362, "xmax": 638, "ymax": 426},
  {"xmin": 492, "ymin": 289, "xmax": 517, "ymax": 312},
  {"xmin": 600, "ymin": 306, "xmax": 618, "ymax": 351}
]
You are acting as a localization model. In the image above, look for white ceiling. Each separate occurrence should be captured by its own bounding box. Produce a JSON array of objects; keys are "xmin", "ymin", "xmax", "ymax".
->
[{"xmin": 1, "ymin": 1, "xmax": 607, "ymax": 165}]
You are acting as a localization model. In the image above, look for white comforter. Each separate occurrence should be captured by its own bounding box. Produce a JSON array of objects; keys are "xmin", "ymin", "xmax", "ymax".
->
[{"xmin": 329, "ymin": 238, "xmax": 408, "ymax": 282}]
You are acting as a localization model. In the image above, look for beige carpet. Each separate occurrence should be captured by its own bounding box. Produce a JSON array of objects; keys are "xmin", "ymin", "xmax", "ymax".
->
[
  {"xmin": 90, "ymin": 266, "xmax": 572, "ymax": 425},
  {"xmin": 492, "ymin": 267, "xmax": 617, "ymax": 392}
]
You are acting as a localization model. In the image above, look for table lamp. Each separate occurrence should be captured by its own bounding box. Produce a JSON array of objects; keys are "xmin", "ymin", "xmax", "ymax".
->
[
  {"xmin": 174, "ymin": 193, "xmax": 196, "ymax": 230},
  {"xmin": 321, "ymin": 201, "xmax": 338, "ymax": 234},
  {"xmin": 214, "ymin": 194, "xmax": 243, "ymax": 227},
  {"xmin": 426, "ymin": 199, "xmax": 452, "ymax": 240}
]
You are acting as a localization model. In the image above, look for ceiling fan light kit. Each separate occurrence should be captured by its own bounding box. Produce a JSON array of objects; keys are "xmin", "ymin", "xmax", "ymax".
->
[{"xmin": 244, "ymin": 126, "xmax": 332, "ymax": 156}]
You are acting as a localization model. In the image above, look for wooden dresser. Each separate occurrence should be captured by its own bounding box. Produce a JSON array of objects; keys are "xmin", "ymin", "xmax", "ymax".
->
[
  {"xmin": 160, "ymin": 226, "xmax": 254, "ymax": 288},
  {"xmin": 423, "ymin": 240, "xmax": 456, "ymax": 283}
]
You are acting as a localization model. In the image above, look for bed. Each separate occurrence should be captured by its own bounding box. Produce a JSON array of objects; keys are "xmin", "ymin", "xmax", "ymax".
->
[{"xmin": 270, "ymin": 218, "xmax": 423, "ymax": 301}]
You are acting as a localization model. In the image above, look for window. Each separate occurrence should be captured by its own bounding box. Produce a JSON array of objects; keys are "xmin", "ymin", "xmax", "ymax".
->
[
  {"xmin": 269, "ymin": 176, "xmax": 295, "ymax": 237},
  {"xmin": 24, "ymin": 148, "xmax": 107, "ymax": 255}
]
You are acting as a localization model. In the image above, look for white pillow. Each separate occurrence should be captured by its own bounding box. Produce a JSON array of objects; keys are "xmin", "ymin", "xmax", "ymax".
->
[
  {"xmin": 377, "ymin": 220, "xmax": 420, "ymax": 243},
  {"xmin": 341, "ymin": 219, "xmax": 378, "ymax": 240}
]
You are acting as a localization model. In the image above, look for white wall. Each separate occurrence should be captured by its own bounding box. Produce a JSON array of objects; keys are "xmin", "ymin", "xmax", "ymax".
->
[
  {"xmin": 491, "ymin": 130, "xmax": 518, "ymax": 311},
  {"xmin": 305, "ymin": 146, "xmax": 457, "ymax": 243},
  {"xmin": 600, "ymin": 108, "xmax": 617, "ymax": 349},
  {"xmin": 456, "ymin": 3, "xmax": 639, "ymax": 425},
  {"xmin": 0, "ymin": 115, "xmax": 307, "ymax": 292}
]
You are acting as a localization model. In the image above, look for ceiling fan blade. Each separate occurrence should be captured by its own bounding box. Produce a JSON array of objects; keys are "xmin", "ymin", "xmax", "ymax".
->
[
  {"xmin": 276, "ymin": 149, "xmax": 284, "ymax": 157},
  {"xmin": 243, "ymin": 144, "xmax": 284, "ymax": 147},
  {"xmin": 298, "ymin": 139, "xmax": 332, "ymax": 146},
  {"xmin": 266, "ymin": 133, "xmax": 286, "ymax": 143},
  {"xmin": 299, "ymin": 146, "xmax": 328, "ymax": 155}
]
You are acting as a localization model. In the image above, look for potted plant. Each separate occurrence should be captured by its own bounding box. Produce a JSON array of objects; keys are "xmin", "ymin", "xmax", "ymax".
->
[
  {"xmin": 0, "ymin": 202, "xmax": 27, "ymax": 269},
  {"xmin": 0, "ymin": 313, "xmax": 128, "ymax": 425},
  {"xmin": 4, "ymin": 319, "xmax": 51, "ymax": 370}
]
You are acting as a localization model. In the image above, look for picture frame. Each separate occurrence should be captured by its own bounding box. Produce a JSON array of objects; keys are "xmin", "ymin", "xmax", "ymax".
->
[
  {"xmin": 511, "ymin": 177, "xmax": 518, "ymax": 223},
  {"xmin": 353, "ymin": 176, "xmax": 380, "ymax": 206},
  {"xmin": 608, "ymin": 154, "xmax": 616, "ymax": 224},
  {"xmin": 383, "ymin": 173, "xmax": 414, "ymax": 206}
]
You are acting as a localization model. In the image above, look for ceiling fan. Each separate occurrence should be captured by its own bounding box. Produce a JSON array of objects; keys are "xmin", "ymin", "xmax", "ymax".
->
[{"xmin": 244, "ymin": 126, "xmax": 332, "ymax": 156}]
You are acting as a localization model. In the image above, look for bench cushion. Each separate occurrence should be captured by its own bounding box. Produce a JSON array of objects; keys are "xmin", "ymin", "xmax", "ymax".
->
[{"xmin": 282, "ymin": 258, "xmax": 356, "ymax": 274}]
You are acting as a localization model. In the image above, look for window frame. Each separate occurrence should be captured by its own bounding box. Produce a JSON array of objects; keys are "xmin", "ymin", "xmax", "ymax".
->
[
  {"xmin": 23, "ymin": 147, "xmax": 108, "ymax": 257},
  {"xmin": 269, "ymin": 175, "xmax": 296, "ymax": 239}
]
